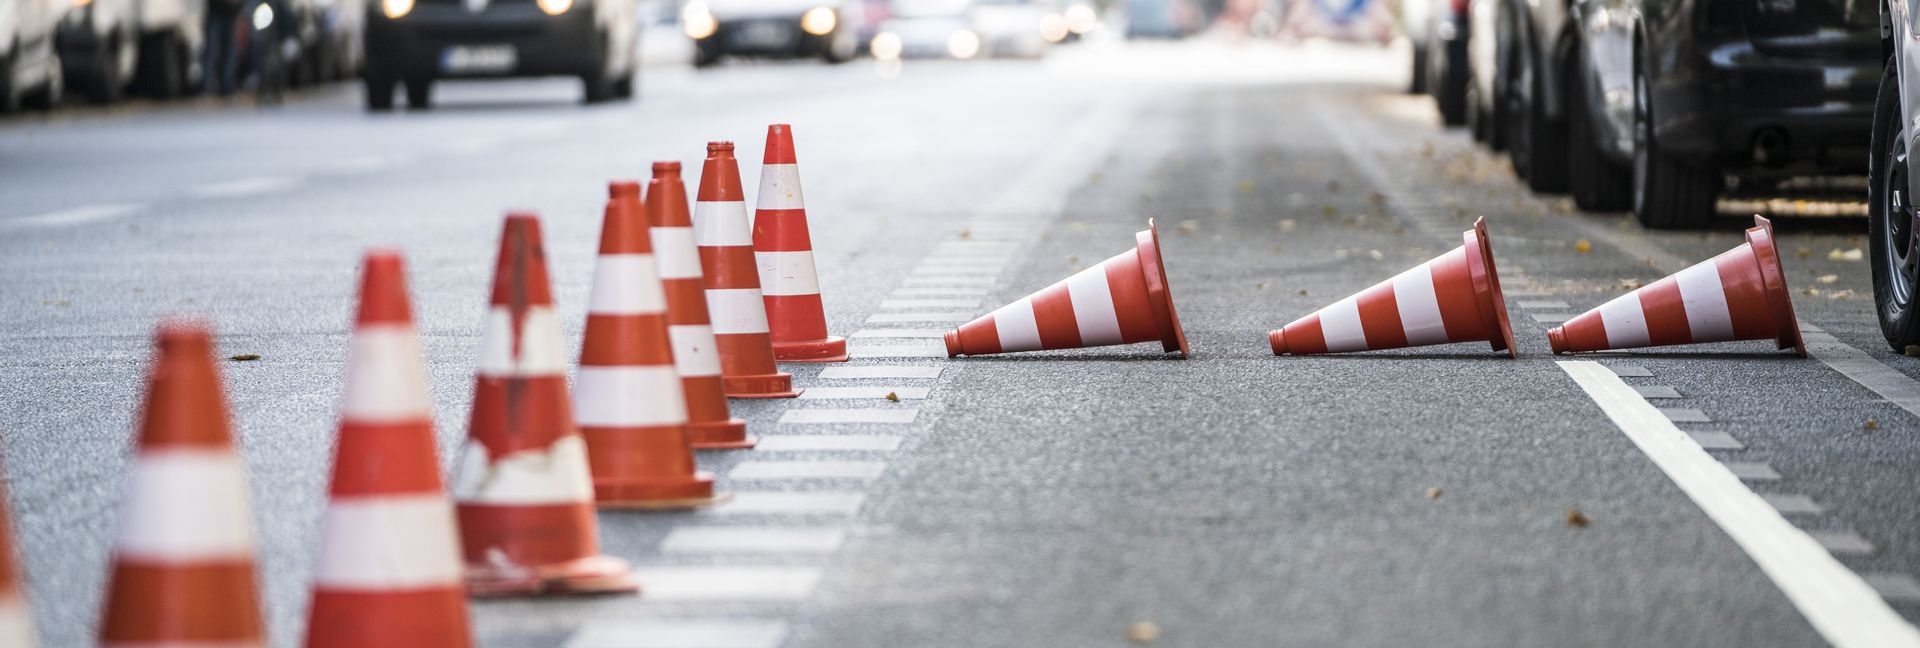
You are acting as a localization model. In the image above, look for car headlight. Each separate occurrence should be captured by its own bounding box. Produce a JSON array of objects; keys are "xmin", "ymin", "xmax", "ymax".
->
[
  {"xmin": 683, "ymin": 1, "xmax": 719, "ymax": 39},
  {"xmin": 1039, "ymin": 13, "xmax": 1068, "ymax": 42},
  {"xmin": 801, "ymin": 6, "xmax": 837, "ymax": 35},
  {"xmin": 72, "ymin": 0, "xmax": 93, "ymax": 7},
  {"xmin": 1065, "ymin": 3, "xmax": 1096, "ymax": 33},
  {"xmin": 871, "ymin": 31, "xmax": 902, "ymax": 60},
  {"xmin": 537, "ymin": 0, "xmax": 573, "ymax": 14},
  {"xmin": 382, "ymin": 0, "xmax": 413, "ymax": 19},
  {"xmin": 252, "ymin": 2, "xmax": 275, "ymax": 29},
  {"xmin": 946, "ymin": 29, "xmax": 979, "ymax": 59}
]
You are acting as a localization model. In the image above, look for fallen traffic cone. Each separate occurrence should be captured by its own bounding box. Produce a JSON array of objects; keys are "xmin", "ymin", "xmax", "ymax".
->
[
  {"xmin": 1549, "ymin": 215, "xmax": 1806, "ymax": 356},
  {"xmin": 307, "ymin": 251, "xmax": 472, "ymax": 648},
  {"xmin": 100, "ymin": 321, "xmax": 264, "ymax": 647},
  {"xmin": 945, "ymin": 219, "xmax": 1189, "ymax": 358},
  {"xmin": 696, "ymin": 141, "xmax": 800, "ymax": 398},
  {"xmin": 0, "ymin": 448, "xmax": 36, "ymax": 648},
  {"xmin": 755, "ymin": 124, "xmax": 848, "ymax": 363},
  {"xmin": 647, "ymin": 162, "xmax": 755, "ymax": 449},
  {"xmin": 1270, "ymin": 216, "xmax": 1517, "ymax": 357},
  {"xmin": 577, "ymin": 181, "xmax": 723, "ymax": 508},
  {"xmin": 451, "ymin": 213, "xmax": 638, "ymax": 597}
]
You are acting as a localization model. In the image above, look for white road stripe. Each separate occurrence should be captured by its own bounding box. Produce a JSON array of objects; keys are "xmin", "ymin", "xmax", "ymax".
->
[
  {"xmin": 892, "ymin": 287, "xmax": 991, "ymax": 297},
  {"xmin": 846, "ymin": 344, "xmax": 947, "ymax": 358},
  {"xmin": 799, "ymin": 387, "xmax": 929, "ymax": 400},
  {"xmin": 818, "ymin": 366, "xmax": 941, "ymax": 379},
  {"xmin": 1517, "ymin": 300, "xmax": 1570, "ymax": 309},
  {"xmin": 1802, "ymin": 330, "xmax": 1920, "ymax": 419},
  {"xmin": 626, "ymin": 567, "xmax": 821, "ymax": 601},
  {"xmin": 867, "ymin": 312, "xmax": 974, "ymax": 323},
  {"xmin": 851, "ymin": 328, "xmax": 946, "ymax": 338},
  {"xmin": 780, "ymin": 409, "xmax": 918, "ymax": 424},
  {"xmin": 713, "ymin": 492, "xmax": 866, "ymax": 516},
  {"xmin": 3, "ymin": 203, "xmax": 143, "ymax": 229},
  {"xmin": 903, "ymin": 276, "xmax": 997, "ymax": 286},
  {"xmin": 190, "ymin": 176, "xmax": 300, "ymax": 198},
  {"xmin": 756, "ymin": 435, "xmax": 902, "ymax": 451},
  {"xmin": 567, "ymin": 620, "xmax": 788, "ymax": 648},
  {"xmin": 912, "ymin": 266, "xmax": 1000, "ymax": 275},
  {"xmin": 881, "ymin": 299, "xmax": 983, "ymax": 309},
  {"xmin": 729, "ymin": 461, "xmax": 888, "ymax": 480},
  {"xmin": 1558, "ymin": 360, "xmax": 1920, "ymax": 648},
  {"xmin": 661, "ymin": 526, "xmax": 846, "ymax": 554}
]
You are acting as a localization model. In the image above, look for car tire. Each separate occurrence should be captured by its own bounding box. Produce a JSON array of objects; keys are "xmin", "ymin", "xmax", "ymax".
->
[
  {"xmin": 693, "ymin": 41, "xmax": 722, "ymax": 68},
  {"xmin": 1510, "ymin": 49, "xmax": 1567, "ymax": 192},
  {"xmin": 582, "ymin": 69, "xmax": 617, "ymax": 104},
  {"xmin": 1467, "ymin": 83, "xmax": 1490, "ymax": 142},
  {"xmin": 404, "ymin": 77, "xmax": 432, "ymax": 110},
  {"xmin": 137, "ymin": 32, "xmax": 188, "ymax": 98},
  {"xmin": 1431, "ymin": 39, "xmax": 1468, "ymax": 126},
  {"xmin": 365, "ymin": 71, "xmax": 397, "ymax": 111},
  {"xmin": 612, "ymin": 74, "xmax": 635, "ymax": 99},
  {"xmin": 1566, "ymin": 48, "xmax": 1630, "ymax": 211},
  {"xmin": 24, "ymin": 57, "xmax": 63, "ymax": 110},
  {"xmin": 1870, "ymin": 61, "xmax": 1920, "ymax": 350},
  {"xmin": 0, "ymin": 52, "xmax": 19, "ymax": 114},
  {"xmin": 1630, "ymin": 56, "xmax": 1716, "ymax": 229},
  {"xmin": 1409, "ymin": 43, "xmax": 1429, "ymax": 94}
]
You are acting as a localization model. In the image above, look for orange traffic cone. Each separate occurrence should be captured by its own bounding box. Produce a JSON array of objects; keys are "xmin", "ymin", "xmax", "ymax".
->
[
  {"xmin": 100, "ymin": 321, "xmax": 264, "ymax": 647},
  {"xmin": 696, "ymin": 141, "xmax": 801, "ymax": 398},
  {"xmin": 307, "ymin": 251, "xmax": 472, "ymax": 648},
  {"xmin": 646, "ymin": 162, "xmax": 755, "ymax": 449},
  {"xmin": 578, "ymin": 181, "xmax": 723, "ymax": 508},
  {"xmin": 755, "ymin": 124, "xmax": 848, "ymax": 363},
  {"xmin": 1549, "ymin": 215, "xmax": 1806, "ymax": 356},
  {"xmin": 451, "ymin": 213, "xmax": 638, "ymax": 597},
  {"xmin": 0, "ymin": 447, "xmax": 36, "ymax": 648},
  {"xmin": 946, "ymin": 220, "xmax": 1189, "ymax": 358},
  {"xmin": 1270, "ymin": 217, "xmax": 1517, "ymax": 357}
]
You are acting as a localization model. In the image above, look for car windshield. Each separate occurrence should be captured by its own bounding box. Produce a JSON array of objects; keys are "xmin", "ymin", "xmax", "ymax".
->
[{"xmin": 891, "ymin": 0, "xmax": 970, "ymax": 17}]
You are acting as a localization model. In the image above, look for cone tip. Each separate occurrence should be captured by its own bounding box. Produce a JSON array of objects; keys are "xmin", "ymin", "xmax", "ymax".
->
[
  {"xmin": 610, "ymin": 180, "xmax": 641, "ymax": 198},
  {"xmin": 707, "ymin": 141, "xmax": 735, "ymax": 154},
  {"xmin": 943, "ymin": 331, "xmax": 962, "ymax": 357},
  {"xmin": 357, "ymin": 251, "xmax": 414, "ymax": 326},
  {"xmin": 652, "ymin": 160, "xmax": 681, "ymax": 174},
  {"xmin": 157, "ymin": 318, "xmax": 214, "ymax": 352},
  {"xmin": 1547, "ymin": 327, "xmax": 1568, "ymax": 354},
  {"xmin": 764, "ymin": 125, "xmax": 796, "ymax": 164},
  {"xmin": 1268, "ymin": 329, "xmax": 1287, "ymax": 356}
]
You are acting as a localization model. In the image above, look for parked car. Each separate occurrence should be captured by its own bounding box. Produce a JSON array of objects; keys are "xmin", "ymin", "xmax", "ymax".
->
[
  {"xmin": 871, "ymin": 0, "xmax": 973, "ymax": 58},
  {"xmin": 362, "ymin": 0, "xmax": 640, "ymax": 110},
  {"xmin": 2, "ymin": 0, "xmax": 67, "ymax": 111},
  {"xmin": 682, "ymin": 0, "xmax": 860, "ymax": 66},
  {"xmin": 1574, "ymin": 0, "xmax": 1877, "ymax": 227},
  {"xmin": 132, "ymin": 0, "xmax": 206, "ymax": 98},
  {"xmin": 58, "ymin": 0, "xmax": 141, "ymax": 102},
  {"xmin": 969, "ymin": 0, "xmax": 1050, "ymax": 57},
  {"xmin": 1471, "ymin": 0, "xmax": 1570, "ymax": 192},
  {"xmin": 1401, "ymin": 0, "xmax": 1429, "ymax": 92},
  {"xmin": 1873, "ymin": 0, "xmax": 1920, "ymax": 348},
  {"xmin": 1462, "ymin": 0, "xmax": 1500, "ymax": 146},
  {"xmin": 1420, "ymin": 0, "xmax": 1467, "ymax": 125}
]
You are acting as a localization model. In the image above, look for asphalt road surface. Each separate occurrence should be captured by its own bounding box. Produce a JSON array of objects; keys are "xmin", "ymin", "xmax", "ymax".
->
[{"xmin": 3, "ymin": 39, "xmax": 1919, "ymax": 648}]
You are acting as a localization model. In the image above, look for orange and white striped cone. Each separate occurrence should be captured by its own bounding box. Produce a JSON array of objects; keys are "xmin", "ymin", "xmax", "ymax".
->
[
  {"xmin": 1269, "ymin": 217, "xmax": 1517, "ymax": 357},
  {"xmin": 100, "ymin": 321, "xmax": 264, "ymax": 648},
  {"xmin": 647, "ymin": 162, "xmax": 755, "ymax": 449},
  {"xmin": 1549, "ymin": 215, "xmax": 1806, "ymax": 356},
  {"xmin": 755, "ymin": 124, "xmax": 848, "ymax": 363},
  {"xmin": 578, "ymin": 181, "xmax": 724, "ymax": 508},
  {"xmin": 696, "ymin": 141, "xmax": 801, "ymax": 398},
  {"xmin": 452, "ymin": 213, "xmax": 638, "ymax": 598},
  {"xmin": 307, "ymin": 251, "xmax": 472, "ymax": 648},
  {"xmin": 0, "ymin": 448, "xmax": 36, "ymax": 648},
  {"xmin": 945, "ymin": 220, "xmax": 1189, "ymax": 358}
]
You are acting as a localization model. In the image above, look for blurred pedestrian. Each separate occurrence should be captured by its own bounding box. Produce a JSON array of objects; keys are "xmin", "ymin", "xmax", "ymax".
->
[{"xmin": 204, "ymin": 0, "xmax": 244, "ymax": 95}]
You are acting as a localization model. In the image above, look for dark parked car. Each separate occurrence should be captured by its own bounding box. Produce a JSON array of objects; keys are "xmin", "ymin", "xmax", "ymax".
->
[
  {"xmin": 362, "ymin": 0, "xmax": 639, "ymax": 110},
  {"xmin": 1466, "ymin": 0, "xmax": 1571, "ymax": 192},
  {"xmin": 1420, "ymin": 0, "xmax": 1468, "ymax": 125},
  {"xmin": 1570, "ymin": 0, "xmax": 1878, "ymax": 228},
  {"xmin": 681, "ymin": 0, "xmax": 859, "ymax": 67},
  {"xmin": 59, "ymin": 0, "xmax": 205, "ymax": 102}
]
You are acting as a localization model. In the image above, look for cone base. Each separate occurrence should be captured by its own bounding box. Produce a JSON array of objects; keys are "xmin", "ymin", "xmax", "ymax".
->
[
  {"xmin": 1745, "ymin": 215, "xmax": 1808, "ymax": 357},
  {"xmin": 595, "ymin": 472, "xmax": 722, "ymax": 508},
  {"xmin": 724, "ymin": 372, "xmax": 801, "ymax": 398},
  {"xmin": 466, "ymin": 555, "xmax": 639, "ymax": 598},
  {"xmin": 772, "ymin": 336, "xmax": 849, "ymax": 362},
  {"xmin": 1466, "ymin": 217, "xmax": 1519, "ymax": 358},
  {"xmin": 1137, "ymin": 219, "xmax": 1191, "ymax": 359},
  {"xmin": 688, "ymin": 418, "xmax": 755, "ymax": 449}
]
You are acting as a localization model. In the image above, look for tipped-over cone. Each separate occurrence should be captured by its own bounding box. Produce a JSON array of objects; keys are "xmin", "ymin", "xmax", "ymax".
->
[
  {"xmin": 1270, "ymin": 216, "xmax": 1516, "ymax": 357},
  {"xmin": 1548, "ymin": 215, "xmax": 1805, "ymax": 356},
  {"xmin": 0, "ymin": 446, "xmax": 35, "ymax": 648},
  {"xmin": 945, "ymin": 220, "xmax": 1189, "ymax": 358}
]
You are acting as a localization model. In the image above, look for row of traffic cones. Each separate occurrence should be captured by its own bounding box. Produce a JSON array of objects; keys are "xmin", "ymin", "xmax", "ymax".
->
[{"xmin": 942, "ymin": 216, "xmax": 1805, "ymax": 358}]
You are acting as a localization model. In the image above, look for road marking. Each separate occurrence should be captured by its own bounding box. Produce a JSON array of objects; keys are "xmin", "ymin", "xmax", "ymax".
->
[
  {"xmin": 1763, "ymin": 494, "xmax": 1826, "ymax": 515},
  {"xmin": 2, "ymin": 203, "xmax": 143, "ymax": 229},
  {"xmin": 912, "ymin": 267, "xmax": 999, "ymax": 276},
  {"xmin": 189, "ymin": 176, "xmax": 301, "ymax": 198},
  {"xmin": 799, "ymin": 387, "xmax": 929, "ymax": 400},
  {"xmin": 661, "ymin": 526, "xmax": 847, "ymax": 554},
  {"xmin": 779, "ymin": 409, "xmax": 918, "ymax": 424},
  {"xmin": 1607, "ymin": 364, "xmax": 1655, "ymax": 377},
  {"xmin": 1724, "ymin": 461, "xmax": 1782, "ymax": 480},
  {"xmin": 902, "ymin": 276, "xmax": 997, "ymax": 287},
  {"xmin": 1867, "ymin": 574, "xmax": 1920, "ymax": 602},
  {"xmin": 881, "ymin": 299, "xmax": 983, "ymax": 309},
  {"xmin": 729, "ymin": 461, "xmax": 888, "ymax": 480},
  {"xmin": 1810, "ymin": 531, "xmax": 1877, "ymax": 555},
  {"xmin": 1633, "ymin": 385, "xmax": 1682, "ymax": 399},
  {"xmin": 1661, "ymin": 408, "xmax": 1711, "ymax": 423},
  {"xmin": 566, "ymin": 620, "xmax": 789, "ymax": 648},
  {"xmin": 1558, "ymin": 360, "xmax": 1920, "ymax": 648},
  {"xmin": 892, "ymin": 287, "xmax": 991, "ymax": 297},
  {"xmin": 756, "ymin": 435, "xmax": 903, "ymax": 452},
  {"xmin": 1690, "ymin": 431, "xmax": 1745, "ymax": 450},
  {"xmin": 851, "ymin": 329, "xmax": 945, "ymax": 338},
  {"xmin": 1517, "ymin": 300, "xmax": 1569, "ymax": 309},
  {"xmin": 626, "ymin": 566, "xmax": 821, "ymax": 601},
  {"xmin": 845, "ymin": 344, "xmax": 947, "ymax": 358},
  {"xmin": 818, "ymin": 366, "xmax": 942, "ymax": 379},
  {"xmin": 1802, "ymin": 330, "xmax": 1920, "ymax": 419},
  {"xmin": 1531, "ymin": 313, "xmax": 1574, "ymax": 324},
  {"xmin": 712, "ymin": 492, "xmax": 866, "ymax": 516},
  {"xmin": 867, "ymin": 312, "xmax": 974, "ymax": 324}
]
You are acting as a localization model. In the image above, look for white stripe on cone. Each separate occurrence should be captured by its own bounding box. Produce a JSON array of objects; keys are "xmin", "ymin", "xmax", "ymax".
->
[
  {"xmin": 692, "ymin": 202, "xmax": 752, "ymax": 246},
  {"xmin": 1064, "ymin": 260, "xmax": 1122, "ymax": 346},
  {"xmin": 114, "ymin": 451, "xmax": 254, "ymax": 560},
  {"xmin": 574, "ymin": 366, "xmax": 687, "ymax": 426},
  {"xmin": 668, "ymin": 325, "xmax": 724, "ymax": 377},
  {"xmin": 757, "ymin": 164, "xmax": 805, "ymax": 211},
  {"xmin": 706, "ymin": 289, "xmax": 771, "ymax": 335},
  {"xmin": 992, "ymin": 298, "xmax": 1042, "ymax": 352},
  {"xmin": 1597, "ymin": 293, "xmax": 1651, "ymax": 348},
  {"xmin": 451, "ymin": 436, "xmax": 593, "ymax": 505},
  {"xmin": 1389, "ymin": 263, "xmax": 1449, "ymax": 346},
  {"xmin": 312, "ymin": 495, "xmax": 464, "ymax": 589},
  {"xmin": 343, "ymin": 325, "xmax": 432, "ymax": 423},
  {"xmin": 588, "ymin": 255, "xmax": 668, "ymax": 315},
  {"xmin": 0, "ymin": 593, "xmax": 34, "ymax": 648},
  {"xmin": 477, "ymin": 306, "xmax": 567, "ymax": 377},
  {"xmin": 1318, "ymin": 297, "xmax": 1367, "ymax": 353},
  {"xmin": 1675, "ymin": 261, "xmax": 1735, "ymax": 340},
  {"xmin": 651, "ymin": 228, "xmax": 705, "ymax": 280},
  {"xmin": 755, "ymin": 251, "xmax": 822, "ymax": 297}
]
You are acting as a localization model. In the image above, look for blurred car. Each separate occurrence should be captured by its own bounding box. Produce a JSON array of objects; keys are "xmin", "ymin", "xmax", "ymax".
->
[
  {"xmin": 681, "ymin": 0, "xmax": 859, "ymax": 66},
  {"xmin": 1872, "ymin": 0, "xmax": 1920, "ymax": 347},
  {"xmin": 1575, "ymin": 0, "xmax": 1877, "ymax": 227},
  {"xmin": 871, "ymin": 0, "xmax": 975, "ymax": 58},
  {"xmin": 1124, "ymin": 0, "xmax": 1194, "ymax": 37},
  {"xmin": 1418, "ymin": 0, "xmax": 1466, "ymax": 124},
  {"xmin": 131, "ymin": 0, "xmax": 206, "ymax": 98},
  {"xmin": 1400, "ymin": 0, "xmax": 1428, "ymax": 92},
  {"xmin": 3, "ymin": 0, "xmax": 67, "ymax": 110},
  {"xmin": 362, "ymin": 0, "xmax": 640, "ymax": 110},
  {"xmin": 59, "ymin": 0, "xmax": 141, "ymax": 102},
  {"xmin": 969, "ymin": 0, "xmax": 1049, "ymax": 57}
]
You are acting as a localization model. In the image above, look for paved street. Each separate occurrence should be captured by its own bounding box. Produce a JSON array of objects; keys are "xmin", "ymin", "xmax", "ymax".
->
[{"xmin": 4, "ymin": 39, "xmax": 1919, "ymax": 647}]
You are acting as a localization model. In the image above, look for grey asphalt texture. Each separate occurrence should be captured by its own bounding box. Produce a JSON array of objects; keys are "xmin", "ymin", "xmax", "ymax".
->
[{"xmin": 0, "ymin": 40, "xmax": 1914, "ymax": 647}]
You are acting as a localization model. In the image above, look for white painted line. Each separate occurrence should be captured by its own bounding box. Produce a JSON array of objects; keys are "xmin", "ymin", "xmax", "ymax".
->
[
  {"xmin": 1633, "ymin": 385, "xmax": 1682, "ymax": 399},
  {"xmin": 625, "ymin": 567, "xmax": 821, "ymax": 601},
  {"xmin": 2, "ymin": 203, "xmax": 144, "ymax": 229},
  {"xmin": 1810, "ymin": 531, "xmax": 1876, "ymax": 555},
  {"xmin": 912, "ymin": 266, "xmax": 1000, "ymax": 275},
  {"xmin": 917, "ymin": 261, "xmax": 1008, "ymax": 270},
  {"xmin": 881, "ymin": 299, "xmax": 984, "ymax": 309},
  {"xmin": 714, "ymin": 492, "xmax": 866, "ymax": 516},
  {"xmin": 1607, "ymin": 364, "xmax": 1655, "ymax": 378},
  {"xmin": 566, "ymin": 620, "xmax": 789, "ymax": 648},
  {"xmin": 189, "ymin": 176, "xmax": 301, "ymax": 198},
  {"xmin": 780, "ymin": 409, "xmax": 918, "ymax": 425},
  {"xmin": 867, "ymin": 312, "xmax": 974, "ymax": 323},
  {"xmin": 1661, "ymin": 408, "xmax": 1710, "ymax": 423},
  {"xmin": 1866, "ymin": 574, "xmax": 1920, "ymax": 602},
  {"xmin": 728, "ymin": 461, "xmax": 888, "ymax": 480},
  {"xmin": 818, "ymin": 366, "xmax": 942, "ymax": 379},
  {"xmin": 892, "ymin": 287, "xmax": 992, "ymax": 297},
  {"xmin": 902, "ymin": 276, "xmax": 997, "ymax": 287},
  {"xmin": 1803, "ymin": 330, "xmax": 1920, "ymax": 420},
  {"xmin": 1690, "ymin": 431, "xmax": 1745, "ymax": 450},
  {"xmin": 1531, "ymin": 313, "xmax": 1574, "ymax": 324},
  {"xmin": 799, "ymin": 387, "xmax": 929, "ymax": 400},
  {"xmin": 1763, "ymin": 494, "xmax": 1825, "ymax": 515},
  {"xmin": 756, "ymin": 435, "xmax": 903, "ymax": 451},
  {"xmin": 846, "ymin": 345, "xmax": 948, "ymax": 358},
  {"xmin": 1724, "ymin": 461, "xmax": 1781, "ymax": 481},
  {"xmin": 1517, "ymin": 300, "xmax": 1570, "ymax": 309},
  {"xmin": 851, "ymin": 329, "xmax": 946, "ymax": 339},
  {"xmin": 1558, "ymin": 360, "xmax": 1920, "ymax": 648},
  {"xmin": 661, "ymin": 526, "xmax": 847, "ymax": 554}
]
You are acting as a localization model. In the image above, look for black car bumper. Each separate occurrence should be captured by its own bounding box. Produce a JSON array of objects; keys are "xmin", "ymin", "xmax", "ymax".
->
[
  {"xmin": 365, "ymin": 2, "xmax": 600, "ymax": 79},
  {"xmin": 1656, "ymin": 45, "xmax": 1877, "ymax": 174},
  {"xmin": 698, "ymin": 17, "xmax": 834, "ymax": 57}
]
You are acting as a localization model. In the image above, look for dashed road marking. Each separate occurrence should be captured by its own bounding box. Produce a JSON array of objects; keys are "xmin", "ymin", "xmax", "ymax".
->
[
  {"xmin": 1531, "ymin": 313, "xmax": 1574, "ymax": 324},
  {"xmin": 2, "ymin": 203, "xmax": 144, "ymax": 229},
  {"xmin": 912, "ymin": 267, "xmax": 999, "ymax": 275},
  {"xmin": 1661, "ymin": 408, "xmax": 1711, "ymax": 423},
  {"xmin": 625, "ymin": 566, "xmax": 822, "ymax": 601},
  {"xmin": 190, "ymin": 175, "xmax": 301, "ymax": 198},
  {"xmin": 565, "ymin": 620, "xmax": 789, "ymax": 648},
  {"xmin": 845, "ymin": 344, "xmax": 947, "ymax": 358},
  {"xmin": 892, "ymin": 287, "xmax": 991, "ymax": 297},
  {"xmin": 1633, "ymin": 386, "xmax": 1682, "ymax": 399},
  {"xmin": 818, "ymin": 366, "xmax": 942, "ymax": 379},
  {"xmin": 1608, "ymin": 364, "xmax": 1655, "ymax": 377},
  {"xmin": 712, "ymin": 492, "xmax": 866, "ymax": 516},
  {"xmin": 729, "ymin": 461, "xmax": 888, "ymax": 480},
  {"xmin": 851, "ymin": 329, "xmax": 945, "ymax": 338},
  {"xmin": 1517, "ymin": 300, "xmax": 1569, "ymax": 309},
  {"xmin": 799, "ymin": 387, "xmax": 929, "ymax": 400},
  {"xmin": 1764, "ymin": 494, "xmax": 1826, "ymax": 515},
  {"xmin": 1724, "ymin": 461, "xmax": 1782, "ymax": 480},
  {"xmin": 902, "ymin": 276, "xmax": 997, "ymax": 287},
  {"xmin": 1690, "ymin": 431, "xmax": 1745, "ymax": 450},
  {"xmin": 756, "ymin": 435, "xmax": 903, "ymax": 451},
  {"xmin": 1558, "ymin": 360, "xmax": 1920, "ymax": 648},
  {"xmin": 881, "ymin": 299, "xmax": 983, "ymax": 309},
  {"xmin": 779, "ymin": 409, "xmax": 918, "ymax": 424},
  {"xmin": 661, "ymin": 526, "xmax": 848, "ymax": 554},
  {"xmin": 1811, "ymin": 531, "xmax": 1878, "ymax": 555},
  {"xmin": 1866, "ymin": 574, "xmax": 1920, "ymax": 602},
  {"xmin": 1802, "ymin": 330, "xmax": 1920, "ymax": 420},
  {"xmin": 867, "ymin": 312, "xmax": 974, "ymax": 323}
]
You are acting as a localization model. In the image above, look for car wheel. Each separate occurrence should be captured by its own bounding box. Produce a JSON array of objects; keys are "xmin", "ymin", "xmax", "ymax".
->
[
  {"xmin": 1431, "ymin": 39, "xmax": 1468, "ymax": 126},
  {"xmin": 0, "ymin": 52, "xmax": 19, "ymax": 114},
  {"xmin": 138, "ymin": 32, "xmax": 187, "ymax": 98},
  {"xmin": 83, "ymin": 31, "xmax": 133, "ymax": 104},
  {"xmin": 404, "ymin": 77, "xmax": 433, "ymax": 110},
  {"xmin": 582, "ymin": 68, "xmax": 617, "ymax": 104},
  {"xmin": 612, "ymin": 73, "xmax": 635, "ymax": 99},
  {"xmin": 1871, "ymin": 61, "xmax": 1920, "ymax": 350},
  {"xmin": 1630, "ymin": 54, "xmax": 1716, "ymax": 229},
  {"xmin": 1467, "ymin": 83, "xmax": 1489, "ymax": 142},
  {"xmin": 1408, "ymin": 43, "xmax": 1429, "ymax": 94},
  {"xmin": 1566, "ymin": 47, "xmax": 1630, "ymax": 211},
  {"xmin": 24, "ymin": 56, "xmax": 63, "ymax": 110},
  {"xmin": 365, "ymin": 71, "xmax": 397, "ymax": 111},
  {"xmin": 1512, "ymin": 50, "xmax": 1568, "ymax": 192},
  {"xmin": 693, "ymin": 41, "xmax": 723, "ymax": 68}
]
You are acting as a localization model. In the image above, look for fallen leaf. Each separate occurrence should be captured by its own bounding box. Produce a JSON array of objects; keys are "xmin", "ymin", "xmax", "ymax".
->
[
  {"xmin": 1367, "ymin": 249, "xmax": 1384, "ymax": 261},
  {"xmin": 1565, "ymin": 508, "xmax": 1590, "ymax": 528},
  {"xmin": 1177, "ymin": 220, "xmax": 1199, "ymax": 235},
  {"xmin": 1321, "ymin": 205, "xmax": 1338, "ymax": 218},
  {"xmin": 1816, "ymin": 274, "xmax": 1839, "ymax": 284},
  {"xmin": 1426, "ymin": 487, "xmax": 1443, "ymax": 500},
  {"xmin": 1866, "ymin": 418, "xmax": 1880, "ymax": 431},
  {"xmin": 1827, "ymin": 289, "xmax": 1856, "ymax": 300},
  {"xmin": 1796, "ymin": 248, "xmax": 1812, "ymax": 259},
  {"xmin": 229, "ymin": 354, "xmax": 261, "ymax": 362},
  {"xmin": 1368, "ymin": 192, "xmax": 1387, "ymax": 206},
  {"xmin": 1255, "ymin": 282, "xmax": 1267, "ymax": 290},
  {"xmin": 1803, "ymin": 287, "xmax": 1821, "ymax": 297},
  {"xmin": 1829, "ymin": 248, "xmax": 1864, "ymax": 261},
  {"xmin": 1277, "ymin": 219, "xmax": 1296, "ymax": 232},
  {"xmin": 1905, "ymin": 345, "xmax": 1920, "ymax": 357},
  {"xmin": 1238, "ymin": 180, "xmax": 1254, "ymax": 193},
  {"xmin": 957, "ymin": 227, "xmax": 971, "ymax": 240},
  {"xmin": 1574, "ymin": 239, "xmax": 1592, "ymax": 254},
  {"xmin": 1326, "ymin": 180, "xmax": 1341, "ymax": 193},
  {"xmin": 1127, "ymin": 621, "xmax": 1162, "ymax": 644},
  {"xmin": 885, "ymin": 392, "xmax": 900, "ymax": 403},
  {"xmin": 1297, "ymin": 289, "xmax": 1309, "ymax": 296},
  {"xmin": 1066, "ymin": 255, "xmax": 1079, "ymax": 266},
  {"xmin": 1617, "ymin": 278, "xmax": 1643, "ymax": 291}
]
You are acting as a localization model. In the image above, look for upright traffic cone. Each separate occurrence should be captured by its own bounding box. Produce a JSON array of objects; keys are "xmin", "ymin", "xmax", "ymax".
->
[
  {"xmin": 1549, "ymin": 215, "xmax": 1806, "ymax": 356},
  {"xmin": 307, "ymin": 251, "xmax": 471, "ymax": 648},
  {"xmin": 1269, "ymin": 217, "xmax": 1517, "ymax": 357},
  {"xmin": 755, "ymin": 124, "xmax": 848, "ymax": 362},
  {"xmin": 945, "ymin": 220, "xmax": 1189, "ymax": 358},
  {"xmin": 0, "ymin": 448, "xmax": 36, "ymax": 648},
  {"xmin": 696, "ymin": 141, "xmax": 800, "ymax": 398},
  {"xmin": 100, "ymin": 321, "xmax": 263, "ymax": 647},
  {"xmin": 647, "ymin": 162, "xmax": 755, "ymax": 449},
  {"xmin": 451, "ymin": 213, "xmax": 638, "ymax": 597},
  {"xmin": 577, "ymin": 181, "xmax": 723, "ymax": 508}
]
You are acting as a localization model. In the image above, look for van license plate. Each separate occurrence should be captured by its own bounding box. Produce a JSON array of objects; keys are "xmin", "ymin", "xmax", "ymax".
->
[{"xmin": 442, "ymin": 45, "xmax": 517, "ymax": 73}]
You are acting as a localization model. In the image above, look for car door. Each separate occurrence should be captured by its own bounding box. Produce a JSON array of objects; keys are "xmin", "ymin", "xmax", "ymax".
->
[{"xmin": 1902, "ymin": 0, "xmax": 1920, "ymax": 207}]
